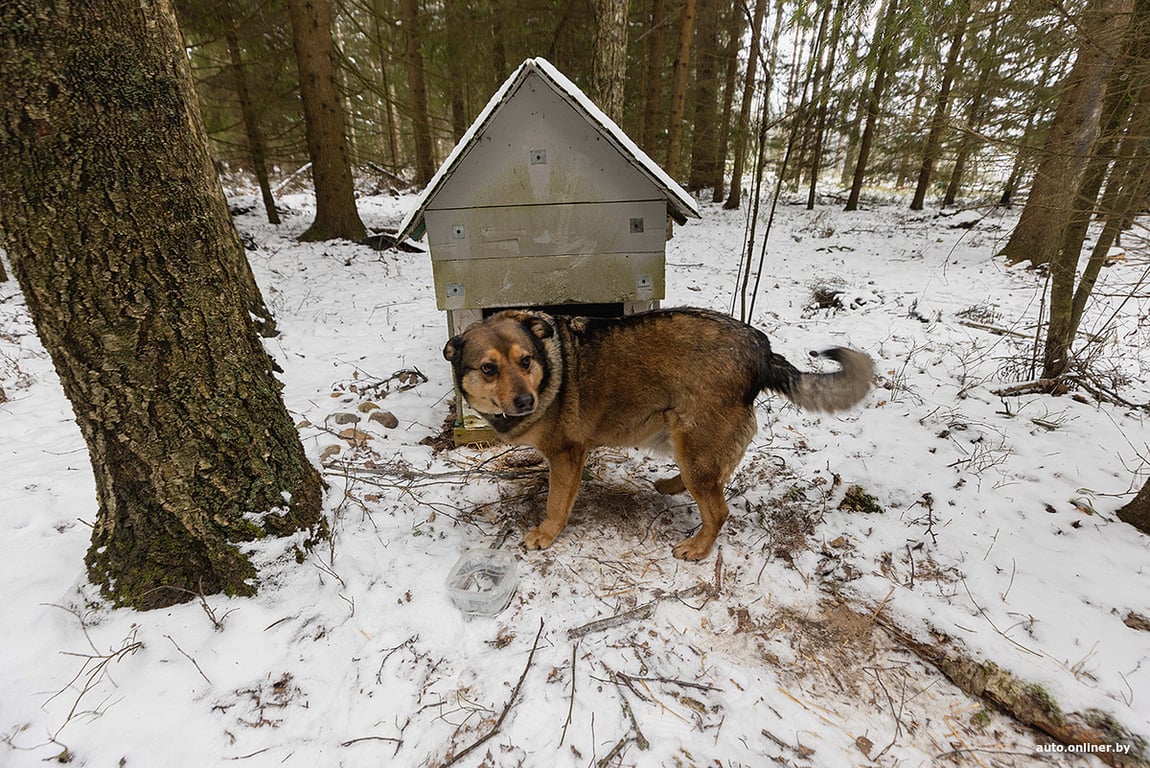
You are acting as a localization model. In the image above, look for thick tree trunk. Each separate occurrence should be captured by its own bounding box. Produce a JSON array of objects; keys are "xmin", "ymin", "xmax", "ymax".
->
[
  {"xmin": 665, "ymin": 0, "xmax": 696, "ymax": 180},
  {"xmin": 724, "ymin": 0, "xmax": 767, "ymax": 209},
  {"xmin": 999, "ymin": 0, "xmax": 1133, "ymax": 269},
  {"xmin": 1026, "ymin": 0, "xmax": 1135, "ymax": 378},
  {"xmin": 592, "ymin": 0, "xmax": 629, "ymax": 123},
  {"xmin": 225, "ymin": 25, "xmax": 281, "ymax": 226},
  {"xmin": 909, "ymin": 4, "xmax": 968, "ymax": 211},
  {"xmin": 287, "ymin": 0, "xmax": 367, "ymax": 242},
  {"xmin": 0, "ymin": 0, "xmax": 325, "ymax": 610},
  {"xmin": 401, "ymin": 0, "xmax": 436, "ymax": 186}
]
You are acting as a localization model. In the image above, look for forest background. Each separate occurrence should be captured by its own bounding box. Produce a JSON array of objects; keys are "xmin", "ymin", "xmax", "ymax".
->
[{"xmin": 175, "ymin": 0, "xmax": 1150, "ymax": 518}]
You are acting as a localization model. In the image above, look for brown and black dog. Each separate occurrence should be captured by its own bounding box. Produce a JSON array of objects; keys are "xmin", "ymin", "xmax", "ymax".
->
[{"xmin": 443, "ymin": 308, "xmax": 873, "ymax": 560}]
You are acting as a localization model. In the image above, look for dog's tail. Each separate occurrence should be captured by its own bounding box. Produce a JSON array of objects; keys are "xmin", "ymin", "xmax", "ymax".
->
[{"xmin": 759, "ymin": 347, "xmax": 874, "ymax": 413}]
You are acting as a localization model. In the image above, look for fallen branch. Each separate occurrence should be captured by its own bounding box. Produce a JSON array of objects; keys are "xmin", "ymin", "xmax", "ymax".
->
[
  {"xmin": 442, "ymin": 618, "xmax": 545, "ymax": 768},
  {"xmin": 606, "ymin": 667, "xmax": 649, "ymax": 751},
  {"xmin": 567, "ymin": 584, "xmax": 708, "ymax": 640},
  {"xmin": 958, "ymin": 320, "xmax": 1031, "ymax": 339},
  {"xmin": 874, "ymin": 615, "xmax": 1148, "ymax": 768}
]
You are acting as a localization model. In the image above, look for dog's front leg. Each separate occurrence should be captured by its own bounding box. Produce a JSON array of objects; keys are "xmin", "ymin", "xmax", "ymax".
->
[{"xmin": 524, "ymin": 445, "xmax": 588, "ymax": 551}]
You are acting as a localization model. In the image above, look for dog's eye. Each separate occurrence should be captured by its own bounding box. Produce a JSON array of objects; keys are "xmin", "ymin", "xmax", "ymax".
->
[
  {"xmin": 519, "ymin": 355, "xmax": 533, "ymax": 370},
  {"xmin": 479, "ymin": 363, "xmax": 498, "ymax": 376}
]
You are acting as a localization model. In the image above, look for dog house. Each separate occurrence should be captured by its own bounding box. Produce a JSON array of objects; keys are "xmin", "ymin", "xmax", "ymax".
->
[{"xmin": 396, "ymin": 56, "xmax": 699, "ymax": 443}]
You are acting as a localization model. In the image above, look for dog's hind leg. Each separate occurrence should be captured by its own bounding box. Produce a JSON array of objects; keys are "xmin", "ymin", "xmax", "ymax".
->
[
  {"xmin": 654, "ymin": 474, "xmax": 686, "ymax": 495},
  {"xmin": 669, "ymin": 409, "xmax": 756, "ymax": 560},
  {"xmin": 525, "ymin": 445, "xmax": 588, "ymax": 551},
  {"xmin": 672, "ymin": 476, "xmax": 729, "ymax": 561}
]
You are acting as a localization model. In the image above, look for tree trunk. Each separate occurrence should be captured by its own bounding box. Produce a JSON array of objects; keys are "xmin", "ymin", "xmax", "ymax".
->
[
  {"xmin": 944, "ymin": 0, "xmax": 1003, "ymax": 207},
  {"xmin": 592, "ymin": 0, "xmax": 630, "ymax": 123},
  {"xmin": 0, "ymin": 0, "xmax": 325, "ymax": 610},
  {"xmin": 490, "ymin": 0, "xmax": 509, "ymax": 84},
  {"xmin": 373, "ymin": 0, "xmax": 402, "ymax": 171},
  {"xmin": 846, "ymin": 0, "xmax": 899, "ymax": 211},
  {"xmin": 444, "ymin": 0, "xmax": 468, "ymax": 142},
  {"xmin": 665, "ymin": 0, "xmax": 697, "ymax": 181},
  {"xmin": 642, "ymin": 0, "xmax": 668, "ymax": 153},
  {"xmin": 688, "ymin": 0, "xmax": 721, "ymax": 192},
  {"xmin": 909, "ymin": 3, "xmax": 969, "ymax": 211},
  {"xmin": 806, "ymin": 0, "xmax": 846, "ymax": 210},
  {"xmin": 724, "ymin": 0, "xmax": 767, "ymax": 209},
  {"xmin": 999, "ymin": 0, "xmax": 1133, "ymax": 269},
  {"xmin": 225, "ymin": 24, "xmax": 281, "ymax": 225},
  {"xmin": 712, "ymin": 1, "xmax": 743, "ymax": 203},
  {"xmin": 1119, "ymin": 477, "xmax": 1150, "ymax": 534},
  {"xmin": 287, "ymin": 0, "xmax": 367, "ymax": 242},
  {"xmin": 400, "ymin": 0, "xmax": 436, "ymax": 186}
]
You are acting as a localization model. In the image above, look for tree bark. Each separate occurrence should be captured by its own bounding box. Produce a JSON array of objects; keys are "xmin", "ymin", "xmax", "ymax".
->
[
  {"xmin": 687, "ymin": 0, "xmax": 721, "ymax": 192},
  {"xmin": 1119, "ymin": 476, "xmax": 1150, "ymax": 534},
  {"xmin": 944, "ymin": 0, "xmax": 1003, "ymax": 207},
  {"xmin": 400, "ymin": 0, "xmax": 436, "ymax": 186},
  {"xmin": 724, "ymin": 0, "xmax": 767, "ymax": 209},
  {"xmin": 0, "ymin": 0, "xmax": 326, "ymax": 610},
  {"xmin": 712, "ymin": 1, "xmax": 743, "ymax": 203},
  {"xmin": 999, "ymin": 0, "xmax": 1133, "ymax": 269},
  {"xmin": 845, "ymin": 0, "xmax": 899, "ymax": 211},
  {"xmin": 444, "ymin": 0, "xmax": 468, "ymax": 142},
  {"xmin": 909, "ymin": 2, "xmax": 968, "ymax": 211},
  {"xmin": 1022, "ymin": 0, "xmax": 1134, "ymax": 378},
  {"xmin": 592, "ymin": 0, "xmax": 630, "ymax": 123},
  {"xmin": 665, "ymin": 0, "xmax": 697, "ymax": 181},
  {"xmin": 806, "ymin": 0, "xmax": 846, "ymax": 210},
  {"xmin": 287, "ymin": 0, "xmax": 367, "ymax": 242},
  {"xmin": 642, "ymin": 0, "xmax": 668, "ymax": 153},
  {"xmin": 225, "ymin": 23, "xmax": 281, "ymax": 225}
]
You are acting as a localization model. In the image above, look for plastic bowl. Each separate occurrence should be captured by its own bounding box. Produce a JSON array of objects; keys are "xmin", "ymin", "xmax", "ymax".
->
[{"xmin": 446, "ymin": 549, "xmax": 518, "ymax": 617}]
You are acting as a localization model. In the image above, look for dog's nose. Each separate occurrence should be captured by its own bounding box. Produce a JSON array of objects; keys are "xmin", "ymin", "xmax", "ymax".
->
[{"xmin": 513, "ymin": 393, "xmax": 536, "ymax": 413}]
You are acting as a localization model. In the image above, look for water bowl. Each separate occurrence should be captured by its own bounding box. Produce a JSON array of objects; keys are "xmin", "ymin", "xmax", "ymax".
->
[{"xmin": 445, "ymin": 549, "xmax": 518, "ymax": 617}]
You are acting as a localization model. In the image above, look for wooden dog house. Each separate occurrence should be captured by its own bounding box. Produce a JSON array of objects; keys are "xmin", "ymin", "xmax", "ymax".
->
[{"xmin": 397, "ymin": 57, "xmax": 699, "ymax": 443}]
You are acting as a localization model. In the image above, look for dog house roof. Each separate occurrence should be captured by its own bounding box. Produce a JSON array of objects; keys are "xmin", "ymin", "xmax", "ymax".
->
[{"xmin": 396, "ymin": 57, "xmax": 700, "ymax": 242}]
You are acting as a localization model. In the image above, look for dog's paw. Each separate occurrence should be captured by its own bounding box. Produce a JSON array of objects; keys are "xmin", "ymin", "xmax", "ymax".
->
[
  {"xmin": 524, "ymin": 526, "xmax": 557, "ymax": 550},
  {"xmin": 672, "ymin": 535, "xmax": 714, "ymax": 561},
  {"xmin": 654, "ymin": 474, "xmax": 686, "ymax": 495}
]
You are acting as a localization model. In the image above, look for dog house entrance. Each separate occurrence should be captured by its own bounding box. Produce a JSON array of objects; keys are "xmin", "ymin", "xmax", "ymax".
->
[{"xmin": 480, "ymin": 302, "xmax": 625, "ymax": 320}]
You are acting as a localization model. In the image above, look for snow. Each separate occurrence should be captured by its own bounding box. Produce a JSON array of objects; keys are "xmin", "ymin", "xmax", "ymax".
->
[{"xmin": 2, "ymin": 189, "xmax": 1149, "ymax": 767}]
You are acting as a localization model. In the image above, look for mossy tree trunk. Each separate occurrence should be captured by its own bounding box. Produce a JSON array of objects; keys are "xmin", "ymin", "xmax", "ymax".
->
[{"xmin": 0, "ymin": 0, "xmax": 325, "ymax": 610}]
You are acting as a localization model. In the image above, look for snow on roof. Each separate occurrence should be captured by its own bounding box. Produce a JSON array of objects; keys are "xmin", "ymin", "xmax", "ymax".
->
[{"xmin": 395, "ymin": 57, "xmax": 700, "ymax": 242}]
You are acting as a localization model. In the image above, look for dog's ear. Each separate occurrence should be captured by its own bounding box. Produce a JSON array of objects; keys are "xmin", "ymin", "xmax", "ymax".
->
[
  {"xmin": 443, "ymin": 336, "xmax": 463, "ymax": 362},
  {"xmin": 521, "ymin": 314, "xmax": 554, "ymax": 340}
]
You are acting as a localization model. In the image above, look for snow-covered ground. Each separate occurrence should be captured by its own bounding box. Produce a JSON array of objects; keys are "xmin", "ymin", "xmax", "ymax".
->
[{"xmin": 2, "ymin": 189, "xmax": 1148, "ymax": 767}]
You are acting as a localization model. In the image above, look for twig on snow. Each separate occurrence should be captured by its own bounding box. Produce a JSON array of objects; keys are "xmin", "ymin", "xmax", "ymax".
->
[
  {"xmin": 567, "ymin": 584, "xmax": 708, "ymax": 639},
  {"xmin": 559, "ymin": 643, "xmax": 577, "ymax": 747},
  {"xmin": 165, "ymin": 634, "xmax": 211, "ymax": 684},
  {"xmin": 605, "ymin": 666, "xmax": 649, "ymax": 751},
  {"xmin": 442, "ymin": 618, "xmax": 545, "ymax": 768}
]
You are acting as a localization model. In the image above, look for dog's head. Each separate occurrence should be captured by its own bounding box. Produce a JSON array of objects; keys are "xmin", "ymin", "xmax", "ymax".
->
[{"xmin": 443, "ymin": 310, "xmax": 558, "ymax": 430}]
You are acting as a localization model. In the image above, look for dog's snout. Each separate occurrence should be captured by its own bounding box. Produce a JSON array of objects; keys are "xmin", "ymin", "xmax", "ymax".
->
[{"xmin": 513, "ymin": 392, "xmax": 536, "ymax": 413}]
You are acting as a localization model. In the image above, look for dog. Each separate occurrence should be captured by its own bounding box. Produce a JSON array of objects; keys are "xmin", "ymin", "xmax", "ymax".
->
[{"xmin": 443, "ymin": 307, "xmax": 873, "ymax": 560}]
